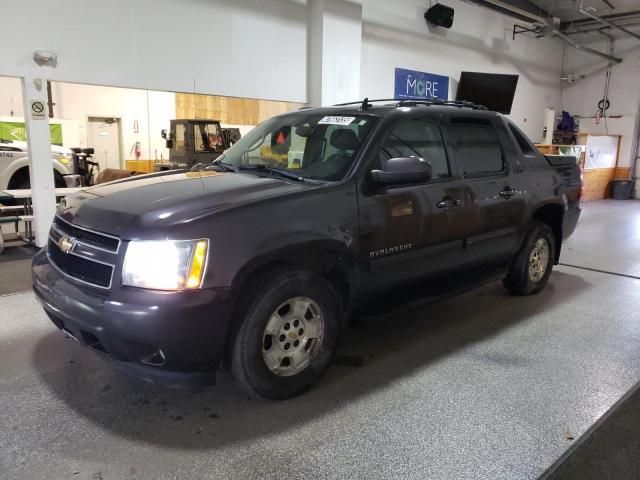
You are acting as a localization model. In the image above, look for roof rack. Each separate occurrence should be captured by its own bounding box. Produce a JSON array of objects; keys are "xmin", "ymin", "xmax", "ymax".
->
[
  {"xmin": 333, "ymin": 98, "xmax": 397, "ymax": 109},
  {"xmin": 332, "ymin": 97, "xmax": 488, "ymax": 111},
  {"xmin": 398, "ymin": 98, "xmax": 488, "ymax": 110}
]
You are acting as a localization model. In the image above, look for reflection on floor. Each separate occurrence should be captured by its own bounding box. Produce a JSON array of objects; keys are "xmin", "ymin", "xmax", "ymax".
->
[{"xmin": 0, "ymin": 199, "xmax": 639, "ymax": 479}]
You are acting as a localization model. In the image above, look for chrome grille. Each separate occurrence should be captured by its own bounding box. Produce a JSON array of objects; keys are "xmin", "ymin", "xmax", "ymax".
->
[
  {"xmin": 53, "ymin": 215, "xmax": 120, "ymax": 253},
  {"xmin": 47, "ymin": 239, "xmax": 114, "ymax": 288}
]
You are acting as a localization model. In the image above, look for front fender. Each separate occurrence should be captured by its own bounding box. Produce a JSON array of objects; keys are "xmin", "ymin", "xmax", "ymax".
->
[
  {"xmin": 1, "ymin": 155, "xmax": 71, "ymax": 189},
  {"xmin": 230, "ymin": 238, "xmax": 358, "ymax": 292}
]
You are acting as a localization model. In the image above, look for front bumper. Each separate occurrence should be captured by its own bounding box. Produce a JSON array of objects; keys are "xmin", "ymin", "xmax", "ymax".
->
[{"xmin": 32, "ymin": 249, "xmax": 234, "ymax": 387}]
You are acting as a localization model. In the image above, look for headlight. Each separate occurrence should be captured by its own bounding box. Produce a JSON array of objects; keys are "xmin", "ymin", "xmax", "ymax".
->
[
  {"xmin": 58, "ymin": 155, "xmax": 71, "ymax": 164},
  {"xmin": 122, "ymin": 239, "xmax": 208, "ymax": 290}
]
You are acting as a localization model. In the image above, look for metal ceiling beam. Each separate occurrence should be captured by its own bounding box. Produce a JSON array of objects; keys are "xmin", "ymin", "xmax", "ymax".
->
[
  {"xmin": 470, "ymin": 0, "xmax": 547, "ymax": 23},
  {"xmin": 548, "ymin": 22, "xmax": 622, "ymax": 63},
  {"xmin": 468, "ymin": 0, "xmax": 623, "ymax": 63},
  {"xmin": 561, "ymin": 9, "xmax": 640, "ymax": 28},
  {"xmin": 579, "ymin": 5, "xmax": 640, "ymax": 41},
  {"xmin": 564, "ymin": 18, "xmax": 640, "ymax": 36}
]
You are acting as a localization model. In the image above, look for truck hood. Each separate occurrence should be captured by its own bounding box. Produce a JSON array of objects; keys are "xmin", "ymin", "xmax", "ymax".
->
[
  {"xmin": 57, "ymin": 170, "xmax": 310, "ymax": 239},
  {"xmin": 4, "ymin": 140, "xmax": 72, "ymax": 156}
]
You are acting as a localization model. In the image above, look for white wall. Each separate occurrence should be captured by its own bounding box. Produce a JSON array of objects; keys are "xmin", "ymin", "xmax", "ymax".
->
[
  {"xmin": 561, "ymin": 27, "xmax": 640, "ymax": 170},
  {"xmin": 308, "ymin": 0, "xmax": 363, "ymax": 106},
  {"xmin": 0, "ymin": 77, "xmax": 175, "ymax": 162},
  {"xmin": 0, "ymin": 0, "xmax": 308, "ymax": 103},
  {"xmin": 360, "ymin": 0, "xmax": 564, "ymax": 142},
  {"xmin": 52, "ymin": 83, "xmax": 176, "ymax": 162}
]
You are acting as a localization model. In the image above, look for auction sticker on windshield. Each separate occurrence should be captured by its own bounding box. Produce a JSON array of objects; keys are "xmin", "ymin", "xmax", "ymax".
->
[{"xmin": 318, "ymin": 116, "xmax": 356, "ymax": 125}]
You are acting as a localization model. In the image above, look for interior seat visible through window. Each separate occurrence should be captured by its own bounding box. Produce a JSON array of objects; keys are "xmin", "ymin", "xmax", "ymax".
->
[{"xmin": 304, "ymin": 128, "xmax": 359, "ymax": 181}]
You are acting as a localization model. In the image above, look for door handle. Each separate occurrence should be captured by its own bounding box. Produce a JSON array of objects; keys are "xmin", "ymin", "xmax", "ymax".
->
[
  {"xmin": 437, "ymin": 197, "xmax": 461, "ymax": 209},
  {"xmin": 499, "ymin": 188, "xmax": 517, "ymax": 199}
]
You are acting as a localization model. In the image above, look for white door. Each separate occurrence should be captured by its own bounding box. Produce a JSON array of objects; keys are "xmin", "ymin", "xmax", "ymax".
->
[{"xmin": 87, "ymin": 118, "xmax": 122, "ymax": 171}]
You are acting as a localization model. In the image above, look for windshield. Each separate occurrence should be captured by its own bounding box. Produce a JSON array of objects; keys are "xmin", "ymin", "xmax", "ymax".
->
[{"xmin": 216, "ymin": 112, "xmax": 377, "ymax": 182}]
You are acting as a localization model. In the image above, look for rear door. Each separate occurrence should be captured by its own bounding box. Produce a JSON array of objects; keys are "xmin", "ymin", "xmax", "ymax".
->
[
  {"xmin": 357, "ymin": 113, "xmax": 476, "ymax": 291},
  {"xmin": 444, "ymin": 114, "xmax": 526, "ymax": 266}
]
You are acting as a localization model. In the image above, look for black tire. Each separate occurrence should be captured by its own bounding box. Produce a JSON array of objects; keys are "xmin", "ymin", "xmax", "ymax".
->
[
  {"xmin": 14, "ymin": 172, "xmax": 66, "ymax": 190},
  {"xmin": 503, "ymin": 221, "xmax": 556, "ymax": 296},
  {"xmin": 230, "ymin": 267, "xmax": 341, "ymax": 400}
]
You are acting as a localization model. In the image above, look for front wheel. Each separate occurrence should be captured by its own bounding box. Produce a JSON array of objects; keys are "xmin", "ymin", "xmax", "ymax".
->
[
  {"xmin": 503, "ymin": 221, "xmax": 556, "ymax": 295},
  {"xmin": 230, "ymin": 268, "xmax": 341, "ymax": 400}
]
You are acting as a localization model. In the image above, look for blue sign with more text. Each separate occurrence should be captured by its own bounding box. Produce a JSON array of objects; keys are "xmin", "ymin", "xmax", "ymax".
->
[{"xmin": 394, "ymin": 67, "xmax": 449, "ymax": 101}]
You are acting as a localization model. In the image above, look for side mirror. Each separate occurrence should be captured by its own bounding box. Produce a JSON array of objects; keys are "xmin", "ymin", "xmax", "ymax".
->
[
  {"xmin": 165, "ymin": 139, "xmax": 174, "ymax": 149},
  {"xmin": 161, "ymin": 129, "xmax": 168, "ymax": 139},
  {"xmin": 371, "ymin": 157, "xmax": 431, "ymax": 186}
]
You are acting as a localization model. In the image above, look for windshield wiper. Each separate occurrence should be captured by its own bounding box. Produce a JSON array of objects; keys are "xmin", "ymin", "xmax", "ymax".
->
[
  {"xmin": 209, "ymin": 159, "xmax": 237, "ymax": 172},
  {"xmin": 239, "ymin": 164, "xmax": 309, "ymax": 182}
]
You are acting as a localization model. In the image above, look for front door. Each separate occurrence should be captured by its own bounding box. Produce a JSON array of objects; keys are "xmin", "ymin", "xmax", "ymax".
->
[
  {"xmin": 87, "ymin": 118, "xmax": 122, "ymax": 171},
  {"xmin": 357, "ymin": 115, "xmax": 475, "ymax": 292}
]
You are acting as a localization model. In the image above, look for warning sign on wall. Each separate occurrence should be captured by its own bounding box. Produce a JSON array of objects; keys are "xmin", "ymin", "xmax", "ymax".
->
[{"xmin": 30, "ymin": 100, "xmax": 46, "ymax": 120}]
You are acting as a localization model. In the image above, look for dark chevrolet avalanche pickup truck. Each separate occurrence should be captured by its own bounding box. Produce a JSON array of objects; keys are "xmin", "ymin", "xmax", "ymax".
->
[{"xmin": 33, "ymin": 99, "xmax": 581, "ymax": 399}]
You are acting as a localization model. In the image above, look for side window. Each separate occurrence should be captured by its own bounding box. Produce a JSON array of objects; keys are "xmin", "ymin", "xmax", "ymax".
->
[
  {"xmin": 174, "ymin": 124, "xmax": 186, "ymax": 154},
  {"xmin": 450, "ymin": 117, "xmax": 504, "ymax": 177},
  {"xmin": 378, "ymin": 118, "xmax": 451, "ymax": 181},
  {"xmin": 508, "ymin": 122, "xmax": 535, "ymax": 155},
  {"xmin": 507, "ymin": 121, "xmax": 549, "ymax": 169}
]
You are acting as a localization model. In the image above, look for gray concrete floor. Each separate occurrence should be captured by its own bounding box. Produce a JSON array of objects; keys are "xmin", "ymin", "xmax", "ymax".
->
[
  {"xmin": 561, "ymin": 200, "xmax": 640, "ymax": 278},
  {"xmin": 1, "ymin": 200, "xmax": 640, "ymax": 480}
]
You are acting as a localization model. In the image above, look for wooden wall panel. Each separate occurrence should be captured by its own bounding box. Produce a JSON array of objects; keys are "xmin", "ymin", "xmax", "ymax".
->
[
  {"xmin": 614, "ymin": 167, "xmax": 631, "ymax": 180},
  {"xmin": 175, "ymin": 93, "xmax": 304, "ymax": 126},
  {"xmin": 582, "ymin": 168, "xmax": 615, "ymax": 201},
  {"xmin": 535, "ymin": 144, "xmax": 633, "ymax": 201}
]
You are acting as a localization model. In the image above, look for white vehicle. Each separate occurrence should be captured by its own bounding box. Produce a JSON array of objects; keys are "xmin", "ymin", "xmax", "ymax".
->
[{"xmin": 0, "ymin": 139, "xmax": 77, "ymax": 191}]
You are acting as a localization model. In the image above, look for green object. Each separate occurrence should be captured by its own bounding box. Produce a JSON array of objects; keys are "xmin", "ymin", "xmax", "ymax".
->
[
  {"xmin": 0, "ymin": 191, "xmax": 13, "ymax": 202},
  {"xmin": 0, "ymin": 121, "xmax": 63, "ymax": 146}
]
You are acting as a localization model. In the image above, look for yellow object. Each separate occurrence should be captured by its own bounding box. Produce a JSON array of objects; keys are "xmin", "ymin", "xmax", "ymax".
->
[
  {"xmin": 58, "ymin": 156, "xmax": 70, "ymax": 165},
  {"xmin": 125, "ymin": 160, "xmax": 155, "ymax": 173},
  {"xmin": 259, "ymin": 146, "xmax": 288, "ymax": 165},
  {"xmin": 186, "ymin": 239, "xmax": 208, "ymax": 289}
]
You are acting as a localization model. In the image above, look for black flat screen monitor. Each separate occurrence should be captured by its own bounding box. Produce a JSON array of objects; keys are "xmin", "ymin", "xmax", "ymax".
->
[{"xmin": 456, "ymin": 72, "xmax": 519, "ymax": 114}]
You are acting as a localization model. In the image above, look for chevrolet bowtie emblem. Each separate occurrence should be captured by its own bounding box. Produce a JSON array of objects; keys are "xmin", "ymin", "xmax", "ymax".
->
[{"xmin": 57, "ymin": 235, "xmax": 75, "ymax": 254}]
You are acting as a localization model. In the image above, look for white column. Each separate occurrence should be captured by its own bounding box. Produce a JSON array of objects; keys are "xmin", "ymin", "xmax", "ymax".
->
[
  {"xmin": 308, "ymin": 0, "xmax": 362, "ymax": 107},
  {"xmin": 21, "ymin": 77, "xmax": 56, "ymax": 247}
]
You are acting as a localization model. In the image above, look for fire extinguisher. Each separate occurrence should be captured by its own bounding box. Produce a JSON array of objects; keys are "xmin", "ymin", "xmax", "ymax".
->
[{"xmin": 130, "ymin": 141, "xmax": 141, "ymax": 160}]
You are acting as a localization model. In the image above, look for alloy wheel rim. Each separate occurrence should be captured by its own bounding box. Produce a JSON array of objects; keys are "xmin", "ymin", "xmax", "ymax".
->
[
  {"xmin": 528, "ymin": 237, "xmax": 550, "ymax": 283},
  {"xmin": 262, "ymin": 296, "xmax": 325, "ymax": 377}
]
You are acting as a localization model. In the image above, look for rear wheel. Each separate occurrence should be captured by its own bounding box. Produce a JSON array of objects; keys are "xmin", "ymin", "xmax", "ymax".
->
[
  {"xmin": 503, "ymin": 221, "xmax": 556, "ymax": 295},
  {"xmin": 230, "ymin": 268, "xmax": 341, "ymax": 400}
]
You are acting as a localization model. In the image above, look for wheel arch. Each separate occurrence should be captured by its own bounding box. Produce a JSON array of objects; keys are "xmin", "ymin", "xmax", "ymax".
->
[
  {"xmin": 531, "ymin": 202, "xmax": 564, "ymax": 263},
  {"xmin": 222, "ymin": 240, "xmax": 357, "ymax": 366},
  {"xmin": 230, "ymin": 239, "xmax": 357, "ymax": 311},
  {"xmin": 7, "ymin": 159, "xmax": 68, "ymax": 189}
]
